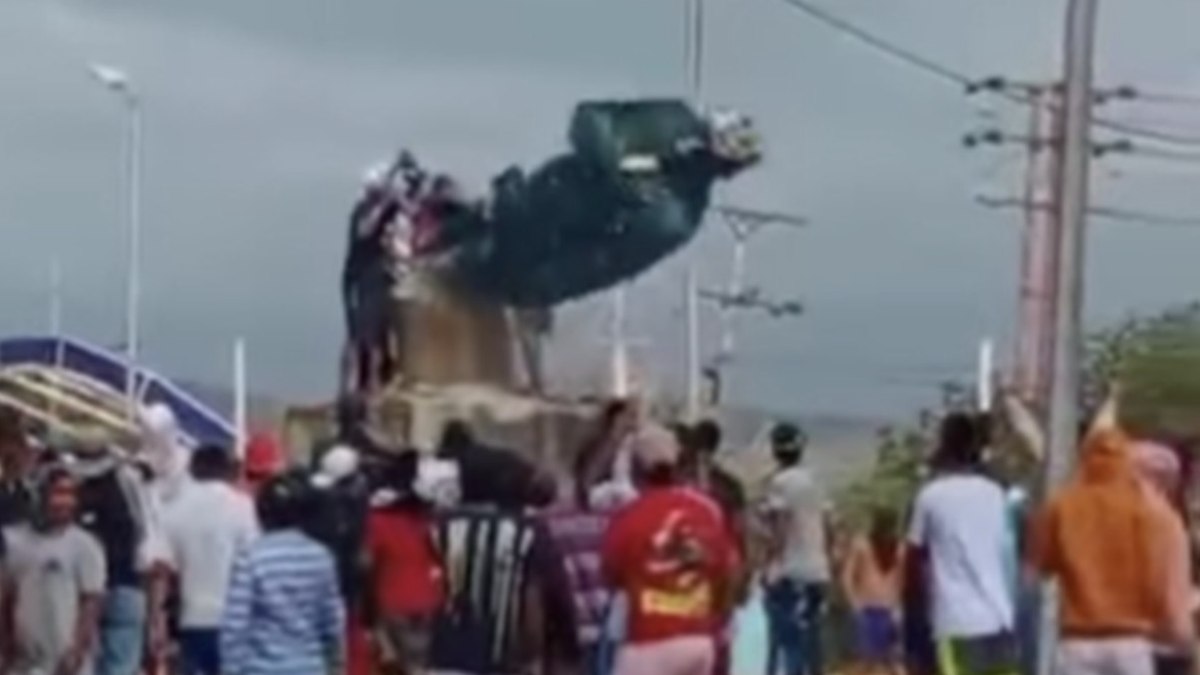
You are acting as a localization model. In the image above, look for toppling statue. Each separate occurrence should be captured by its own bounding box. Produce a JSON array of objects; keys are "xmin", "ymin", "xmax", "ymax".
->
[
  {"xmin": 340, "ymin": 98, "xmax": 763, "ymax": 394},
  {"xmin": 424, "ymin": 99, "xmax": 762, "ymax": 306}
]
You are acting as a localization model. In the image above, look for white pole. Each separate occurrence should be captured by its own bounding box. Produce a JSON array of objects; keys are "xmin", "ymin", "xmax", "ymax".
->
[
  {"xmin": 685, "ymin": 267, "xmax": 701, "ymax": 421},
  {"xmin": 977, "ymin": 338, "xmax": 994, "ymax": 412},
  {"xmin": 124, "ymin": 96, "xmax": 143, "ymax": 417},
  {"xmin": 49, "ymin": 258, "xmax": 63, "ymax": 344},
  {"xmin": 49, "ymin": 259, "xmax": 65, "ymax": 420},
  {"xmin": 233, "ymin": 338, "xmax": 247, "ymax": 459},
  {"xmin": 610, "ymin": 287, "xmax": 629, "ymax": 397},
  {"xmin": 1038, "ymin": 2, "xmax": 1098, "ymax": 675},
  {"xmin": 719, "ymin": 238, "xmax": 747, "ymax": 364},
  {"xmin": 88, "ymin": 64, "xmax": 143, "ymax": 418}
]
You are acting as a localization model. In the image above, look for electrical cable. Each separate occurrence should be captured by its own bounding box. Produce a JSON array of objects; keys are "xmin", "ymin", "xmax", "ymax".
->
[{"xmin": 771, "ymin": 0, "xmax": 1200, "ymax": 146}]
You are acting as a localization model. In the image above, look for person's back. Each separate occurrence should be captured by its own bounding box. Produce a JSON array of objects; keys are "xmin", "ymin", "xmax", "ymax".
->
[
  {"xmin": 842, "ymin": 533, "xmax": 901, "ymax": 611},
  {"xmin": 221, "ymin": 529, "xmax": 344, "ymax": 675},
  {"xmin": 1031, "ymin": 428, "xmax": 1161, "ymax": 638},
  {"xmin": 765, "ymin": 464, "xmax": 830, "ymax": 584},
  {"xmin": 428, "ymin": 504, "xmax": 568, "ymax": 675},
  {"xmin": 603, "ymin": 485, "xmax": 738, "ymax": 643},
  {"xmin": 541, "ymin": 502, "xmax": 616, "ymax": 649},
  {"xmin": 164, "ymin": 480, "xmax": 258, "ymax": 629},
  {"xmin": 908, "ymin": 473, "xmax": 1012, "ymax": 639}
]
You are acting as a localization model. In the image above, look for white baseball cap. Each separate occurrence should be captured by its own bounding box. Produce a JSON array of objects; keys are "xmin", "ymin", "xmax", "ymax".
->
[{"xmin": 311, "ymin": 445, "xmax": 360, "ymax": 489}]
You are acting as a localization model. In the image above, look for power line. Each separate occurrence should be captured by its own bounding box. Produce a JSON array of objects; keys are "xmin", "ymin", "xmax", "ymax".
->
[
  {"xmin": 1123, "ymin": 145, "xmax": 1200, "ymax": 164},
  {"xmin": 1125, "ymin": 90, "xmax": 1200, "ymax": 107},
  {"xmin": 772, "ymin": 0, "xmax": 972, "ymax": 86},
  {"xmin": 976, "ymin": 194, "xmax": 1200, "ymax": 228},
  {"xmin": 770, "ymin": 0, "xmax": 1200, "ymax": 147}
]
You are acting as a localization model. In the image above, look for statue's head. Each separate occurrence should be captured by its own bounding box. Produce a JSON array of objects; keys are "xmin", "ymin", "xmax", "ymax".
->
[{"xmin": 704, "ymin": 108, "xmax": 763, "ymax": 176}]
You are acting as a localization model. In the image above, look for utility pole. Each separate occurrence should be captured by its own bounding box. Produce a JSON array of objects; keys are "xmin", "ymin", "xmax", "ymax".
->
[
  {"xmin": 1038, "ymin": 3, "xmax": 1099, "ymax": 675},
  {"xmin": 705, "ymin": 205, "xmax": 806, "ymax": 394},
  {"xmin": 1019, "ymin": 88, "xmax": 1062, "ymax": 411},
  {"xmin": 684, "ymin": 269, "xmax": 701, "ymax": 420}
]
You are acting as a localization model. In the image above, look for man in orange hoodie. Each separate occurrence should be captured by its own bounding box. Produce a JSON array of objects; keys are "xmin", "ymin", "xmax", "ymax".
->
[{"xmin": 1030, "ymin": 405, "xmax": 1167, "ymax": 675}]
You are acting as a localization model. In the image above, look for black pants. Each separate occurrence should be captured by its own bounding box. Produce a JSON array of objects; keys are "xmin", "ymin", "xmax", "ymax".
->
[{"xmin": 1155, "ymin": 653, "xmax": 1193, "ymax": 675}]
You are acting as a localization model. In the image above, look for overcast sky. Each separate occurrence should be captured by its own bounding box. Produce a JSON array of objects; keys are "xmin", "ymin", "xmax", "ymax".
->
[{"xmin": 2, "ymin": 0, "xmax": 1200, "ymax": 418}]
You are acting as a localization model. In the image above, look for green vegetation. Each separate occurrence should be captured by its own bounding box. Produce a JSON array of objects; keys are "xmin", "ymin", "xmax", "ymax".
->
[
  {"xmin": 834, "ymin": 302, "xmax": 1200, "ymax": 533},
  {"xmin": 1086, "ymin": 302, "xmax": 1200, "ymax": 440}
]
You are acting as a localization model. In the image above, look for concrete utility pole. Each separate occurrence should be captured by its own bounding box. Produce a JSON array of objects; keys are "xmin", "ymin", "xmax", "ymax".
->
[
  {"xmin": 709, "ymin": 205, "xmax": 806, "ymax": 380},
  {"xmin": 1037, "ymin": 3, "xmax": 1099, "ymax": 675},
  {"xmin": 1017, "ymin": 88, "xmax": 1062, "ymax": 411}
]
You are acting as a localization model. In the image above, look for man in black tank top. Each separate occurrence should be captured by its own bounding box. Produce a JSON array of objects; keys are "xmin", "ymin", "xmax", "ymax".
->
[{"xmin": 69, "ymin": 430, "xmax": 162, "ymax": 675}]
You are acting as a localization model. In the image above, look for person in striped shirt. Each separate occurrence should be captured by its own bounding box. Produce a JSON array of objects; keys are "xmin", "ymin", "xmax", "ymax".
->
[{"xmin": 220, "ymin": 471, "xmax": 346, "ymax": 675}]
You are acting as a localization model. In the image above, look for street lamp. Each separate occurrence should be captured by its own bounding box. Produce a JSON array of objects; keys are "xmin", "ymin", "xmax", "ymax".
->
[{"xmin": 88, "ymin": 62, "xmax": 142, "ymax": 416}]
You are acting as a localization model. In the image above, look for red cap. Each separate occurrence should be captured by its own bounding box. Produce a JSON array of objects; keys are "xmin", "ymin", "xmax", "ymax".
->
[{"xmin": 244, "ymin": 431, "xmax": 284, "ymax": 476}]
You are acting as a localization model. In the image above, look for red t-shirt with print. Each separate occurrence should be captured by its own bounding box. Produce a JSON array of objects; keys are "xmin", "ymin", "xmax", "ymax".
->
[{"xmin": 602, "ymin": 486, "xmax": 740, "ymax": 643}]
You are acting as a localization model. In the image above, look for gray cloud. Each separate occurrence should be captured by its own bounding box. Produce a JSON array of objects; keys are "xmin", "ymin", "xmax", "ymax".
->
[{"xmin": 3, "ymin": 0, "xmax": 1200, "ymax": 417}]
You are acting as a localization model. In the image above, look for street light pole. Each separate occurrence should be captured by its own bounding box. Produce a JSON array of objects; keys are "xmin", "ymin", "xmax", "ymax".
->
[
  {"xmin": 1037, "ymin": 2, "xmax": 1099, "ymax": 675},
  {"xmin": 88, "ymin": 64, "xmax": 142, "ymax": 416}
]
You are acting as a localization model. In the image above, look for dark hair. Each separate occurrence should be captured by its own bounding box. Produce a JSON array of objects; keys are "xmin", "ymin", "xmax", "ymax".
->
[
  {"xmin": 256, "ymin": 471, "xmax": 314, "ymax": 530},
  {"xmin": 438, "ymin": 420, "xmax": 474, "ymax": 456},
  {"xmin": 771, "ymin": 422, "xmax": 806, "ymax": 465},
  {"xmin": 692, "ymin": 419, "xmax": 721, "ymax": 454},
  {"xmin": 336, "ymin": 394, "xmax": 367, "ymax": 435},
  {"xmin": 601, "ymin": 399, "xmax": 631, "ymax": 429},
  {"xmin": 377, "ymin": 449, "xmax": 423, "ymax": 511},
  {"xmin": 640, "ymin": 463, "xmax": 676, "ymax": 487},
  {"xmin": 868, "ymin": 506, "xmax": 901, "ymax": 572},
  {"xmin": 934, "ymin": 412, "xmax": 986, "ymax": 469},
  {"xmin": 572, "ymin": 400, "xmax": 633, "ymax": 509},
  {"xmin": 0, "ymin": 406, "xmax": 26, "ymax": 447},
  {"xmin": 38, "ymin": 464, "xmax": 73, "ymax": 497},
  {"xmin": 190, "ymin": 445, "xmax": 235, "ymax": 481}
]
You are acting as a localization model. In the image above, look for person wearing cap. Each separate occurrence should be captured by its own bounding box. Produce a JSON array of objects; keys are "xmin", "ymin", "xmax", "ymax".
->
[
  {"xmin": 221, "ymin": 471, "xmax": 345, "ymax": 675},
  {"xmin": 242, "ymin": 432, "xmax": 285, "ymax": 497},
  {"xmin": 759, "ymin": 422, "xmax": 831, "ymax": 675},
  {"xmin": 344, "ymin": 160, "xmax": 409, "ymax": 395},
  {"xmin": 601, "ymin": 424, "xmax": 741, "ymax": 675},
  {"xmin": 362, "ymin": 451, "xmax": 445, "ymax": 675},
  {"xmin": 308, "ymin": 445, "xmax": 374, "ymax": 675}
]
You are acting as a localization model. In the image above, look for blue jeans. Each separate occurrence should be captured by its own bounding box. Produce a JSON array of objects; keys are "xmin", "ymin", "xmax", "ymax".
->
[
  {"xmin": 178, "ymin": 628, "xmax": 220, "ymax": 675},
  {"xmin": 97, "ymin": 586, "xmax": 146, "ymax": 675},
  {"xmin": 764, "ymin": 579, "xmax": 826, "ymax": 675}
]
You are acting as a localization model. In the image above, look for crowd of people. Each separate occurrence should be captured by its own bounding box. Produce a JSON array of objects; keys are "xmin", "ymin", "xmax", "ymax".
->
[{"xmin": 0, "ymin": 392, "xmax": 1195, "ymax": 675}]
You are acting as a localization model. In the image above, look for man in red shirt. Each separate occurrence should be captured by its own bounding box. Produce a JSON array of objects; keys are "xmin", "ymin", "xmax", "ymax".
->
[
  {"xmin": 602, "ymin": 424, "xmax": 741, "ymax": 675},
  {"xmin": 363, "ymin": 451, "xmax": 445, "ymax": 675}
]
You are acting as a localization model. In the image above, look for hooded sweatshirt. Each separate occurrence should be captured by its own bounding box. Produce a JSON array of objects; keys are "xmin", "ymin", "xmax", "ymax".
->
[
  {"xmin": 1131, "ymin": 441, "xmax": 1194, "ymax": 651},
  {"xmin": 1030, "ymin": 427, "xmax": 1166, "ymax": 638}
]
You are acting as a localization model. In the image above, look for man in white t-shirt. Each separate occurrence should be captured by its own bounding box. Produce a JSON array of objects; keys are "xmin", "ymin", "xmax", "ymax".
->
[
  {"xmin": 906, "ymin": 413, "xmax": 1016, "ymax": 675},
  {"xmin": 760, "ymin": 423, "xmax": 831, "ymax": 675},
  {"xmin": 163, "ymin": 446, "xmax": 258, "ymax": 675}
]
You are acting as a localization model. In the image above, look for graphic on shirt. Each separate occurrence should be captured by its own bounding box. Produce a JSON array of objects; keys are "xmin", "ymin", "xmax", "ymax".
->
[{"xmin": 638, "ymin": 508, "xmax": 713, "ymax": 619}]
